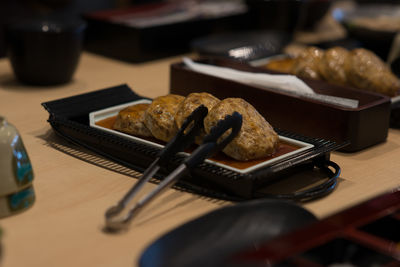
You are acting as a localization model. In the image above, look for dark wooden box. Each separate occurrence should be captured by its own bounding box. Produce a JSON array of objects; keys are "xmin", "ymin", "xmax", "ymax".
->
[
  {"xmin": 169, "ymin": 58, "xmax": 391, "ymax": 152},
  {"xmin": 83, "ymin": 3, "xmax": 250, "ymax": 63}
]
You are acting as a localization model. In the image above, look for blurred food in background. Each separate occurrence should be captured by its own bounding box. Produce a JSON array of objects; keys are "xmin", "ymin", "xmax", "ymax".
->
[{"xmin": 261, "ymin": 46, "xmax": 400, "ymax": 97}]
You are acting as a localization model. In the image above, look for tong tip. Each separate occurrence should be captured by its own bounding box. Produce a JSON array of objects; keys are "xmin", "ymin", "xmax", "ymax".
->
[{"xmin": 104, "ymin": 204, "xmax": 129, "ymax": 232}]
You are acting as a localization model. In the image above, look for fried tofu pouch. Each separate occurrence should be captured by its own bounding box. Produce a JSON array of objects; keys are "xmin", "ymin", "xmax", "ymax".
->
[
  {"xmin": 113, "ymin": 103, "xmax": 152, "ymax": 137},
  {"xmin": 318, "ymin": 46, "xmax": 349, "ymax": 86},
  {"xmin": 144, "ymin": 94, "xmax": 185, "ymax": 142},
  {"xmin": 174, "ymin": 92, "xmax": 220, "ymax": 144},
  {"xmin": 344, "ymin": 48, "xmax": 400, "ymax": 97},
  {"xmin": 204, "ymin": 98, "xmax": 279, "ymax": 161},
  {"xmin": 291, "ymin": 46, "xmax": 324, "ymax": 80}
]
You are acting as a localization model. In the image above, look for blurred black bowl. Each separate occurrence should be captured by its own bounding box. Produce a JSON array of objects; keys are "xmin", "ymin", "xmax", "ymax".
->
[
  {"xmin": 245, "ymin": 0, "xmax": 332, "ymax": 33},
  {"xmin": 6, "ymin": 17, "xmax": 86, "ymax": 85}
]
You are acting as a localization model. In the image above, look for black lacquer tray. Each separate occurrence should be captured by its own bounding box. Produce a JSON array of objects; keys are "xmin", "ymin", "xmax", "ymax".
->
[
  {"xmin": 42, "ymin": 84, "xmax": 345, "ymax": 201},
  {"xmin": 139, "ymin": 199, "xmax": 318, "ymax": 267},
  {"xmin": 234, "ymin": 189, "xmax": 400, "ymax": 266}
]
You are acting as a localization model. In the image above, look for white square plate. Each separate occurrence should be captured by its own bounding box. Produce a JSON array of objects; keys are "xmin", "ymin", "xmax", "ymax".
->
[{"xmin": 89, "ymin": 100, "xmax": 314, "ymax": 174}]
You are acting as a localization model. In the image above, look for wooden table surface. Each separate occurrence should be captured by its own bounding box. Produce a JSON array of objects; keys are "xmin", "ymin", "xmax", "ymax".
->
[{"xmin": 0, "ymin": 52, "xmax": 399, "ymax": 267}]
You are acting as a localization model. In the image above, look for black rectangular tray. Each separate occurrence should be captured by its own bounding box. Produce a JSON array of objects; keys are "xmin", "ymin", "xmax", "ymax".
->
[{"xmin": 42, "ymin": 84, "xmax": 345, "ymax": 201}]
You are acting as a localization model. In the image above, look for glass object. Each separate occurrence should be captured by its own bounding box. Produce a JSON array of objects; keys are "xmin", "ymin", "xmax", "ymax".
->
[{"xmin": 0, "ymin": 116, "xmax": 35, "ymax": 217}]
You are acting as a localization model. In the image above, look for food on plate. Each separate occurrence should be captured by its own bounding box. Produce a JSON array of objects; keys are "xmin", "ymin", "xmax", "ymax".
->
[
  {"xmin": 175, "ymin": 92, "xmax": 220, "ymax": 129},
  {"xmin": 174, "ymin": 92, "xmax": 220, "ymax": 144},
  {"xmin": 204, "ymin": 98, "xmax": 279, "ymax": 161},
  {"xmin": 263, "ymin": 46, "xmax": 400, "ymax": 97},
  {"xmin": 113, "ymin": 103, "xmax": 152, "ymax": 137},
  {"xmin": 344, "ymin": 48, "xmax": 400, "ymax": 97},
  {"xmin": 144, "ymin": 94, "xmax": 185, "ymax": 142},
  {"xmin": 318, "ymin": 46, "xmax": 349, "ymax": 86},
  {"xmin": 291, "ymin": 46, "xmax": 324, "ymax": 80},
  {"xmin": 113, "ymin": 93, "xmax": 279, "ymax": 161}
]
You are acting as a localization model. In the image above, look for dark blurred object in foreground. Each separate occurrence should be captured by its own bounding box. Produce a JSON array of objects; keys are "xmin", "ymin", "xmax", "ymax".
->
[
  {"xmin": 233, "ymin": 190, "xmax": 400, "ymax": 267},
  {"xmin": 139, "ymin": 199, "xmax": 316, "ymax": 267}
]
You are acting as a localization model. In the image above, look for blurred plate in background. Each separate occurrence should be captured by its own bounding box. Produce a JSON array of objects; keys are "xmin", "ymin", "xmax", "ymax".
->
[
  {"xmin": 191, "ymin": 30, "xmax": 291, "ymax": 62},
  {"xmin": 335, "ymin": 4, "xmax": 400, "ymax": 61}
]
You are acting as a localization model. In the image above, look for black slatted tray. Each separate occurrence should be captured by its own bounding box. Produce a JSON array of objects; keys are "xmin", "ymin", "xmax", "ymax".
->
[{"xmin": 42, "ymin": 84, "xmax": 346, "ymax": 201}]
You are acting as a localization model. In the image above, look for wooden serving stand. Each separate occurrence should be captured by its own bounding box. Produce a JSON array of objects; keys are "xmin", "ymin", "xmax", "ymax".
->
[{"xmin": 234, "ymin": 189, "xmax": 400, "ymax": 266}]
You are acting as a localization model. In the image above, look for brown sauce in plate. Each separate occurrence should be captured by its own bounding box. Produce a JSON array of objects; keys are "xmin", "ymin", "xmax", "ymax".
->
[
  {"xmin": 210, "ymin": 142, "xmax": 300, "ymax": 170},
  {"xmin": 96, "ymin": 116, "xmax": 301, "ymax": 170},
  {"xmin": 96, "ymin": 116, "xmax": 117, "ymax": 129},
  {"xmin": 96, "ymin": 115, "xmax": 164, "ymax": 145}
]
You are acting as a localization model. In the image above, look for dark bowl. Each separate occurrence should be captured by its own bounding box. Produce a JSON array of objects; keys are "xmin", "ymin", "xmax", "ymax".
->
[
  {"xmin": 245, "ymin": 0, "xmax": 331, "ymax": 33},
  {"xmin": 6, "ymin": 17, "xmax": 86, "ymax": 85},
  {"xmin": 335, "ymin": 4, "xmax": 400, "ymax": 61}
]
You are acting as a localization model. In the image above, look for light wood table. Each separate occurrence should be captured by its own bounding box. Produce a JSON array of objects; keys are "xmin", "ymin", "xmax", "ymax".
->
[{"xmin": 0, "ymin": 52, "xmax": 399, "ymax": 267}]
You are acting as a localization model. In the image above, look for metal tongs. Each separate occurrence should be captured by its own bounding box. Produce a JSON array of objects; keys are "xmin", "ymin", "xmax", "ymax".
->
[{"xmin": 105, "ymin": 105, "xmax": 243, "ymax": 231}]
